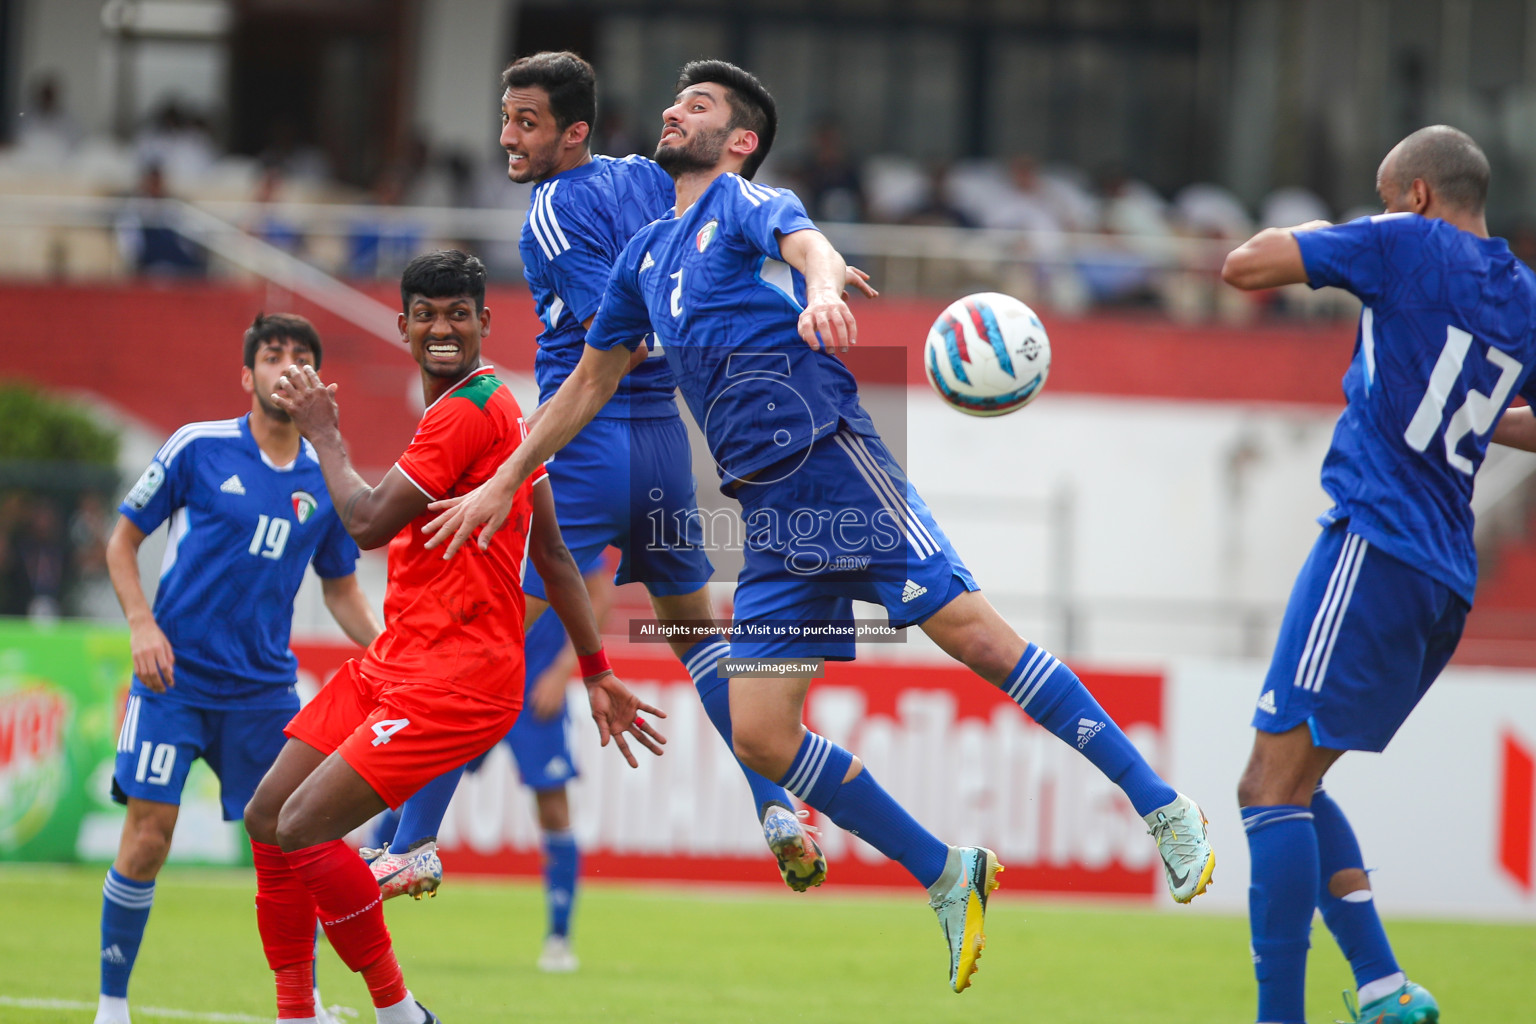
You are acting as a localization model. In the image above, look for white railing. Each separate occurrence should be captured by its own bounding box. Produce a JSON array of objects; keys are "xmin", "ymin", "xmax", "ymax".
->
[
  {"xmin": 0, "ymin": 193, "xmax": 404, "ymax": 347},
  {"xmin": 0, "ymin": 192, "xmax": 1258, "ymax": 311}
]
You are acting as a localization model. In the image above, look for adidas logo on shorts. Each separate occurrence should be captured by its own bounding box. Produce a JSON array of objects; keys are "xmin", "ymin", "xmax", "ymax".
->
[
  {"xmin": 901, "ymin": 579, "xmax": 928, "ymax": 603},
  {"xmin": 1256, "ymin": 690, "xmax": 1277, "ymax": 715}
]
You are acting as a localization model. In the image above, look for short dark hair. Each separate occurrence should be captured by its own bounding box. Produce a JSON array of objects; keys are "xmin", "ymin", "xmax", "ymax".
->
[
  {"xmin": 400, "ymin": 249, "xmax": 487, "ymax": 312},
  {"xmin": 243, "ymin": 312, "xmax": 322, "ymax": 369},
  {"xmin": 502, "ymin": 51, "xmax": 596, "ymax": 133},
  {"xmin": 675, "ymin": 60, "xmax": 777, "ymax": 179},
  {"xmin": 1390, "ymin": 125, "xmax": 1490, "ymax": 213}
]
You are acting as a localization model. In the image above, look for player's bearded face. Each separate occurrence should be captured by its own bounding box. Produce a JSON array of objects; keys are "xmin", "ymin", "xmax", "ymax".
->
[
  {"xmin": 501, "ymin": 89, "xmax": 564, "ymax": 184},
  {"xmin": 654, "ymin": 123, "xmax": 733, "ymax": 176},
  {"xmin": 255, "ymin": 390, "xmax": 291, "ymax": 423}
]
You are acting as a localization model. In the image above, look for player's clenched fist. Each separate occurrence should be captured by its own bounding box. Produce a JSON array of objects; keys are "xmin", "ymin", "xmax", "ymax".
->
[{"xmin": 270, "ymin": 363, "xmax": 340, "ymax": 439}]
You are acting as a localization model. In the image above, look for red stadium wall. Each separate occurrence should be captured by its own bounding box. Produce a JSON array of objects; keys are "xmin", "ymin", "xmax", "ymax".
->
[
  {"xmin": 8, "ymin": 284, "xmax": 1353, "ymax": 475},
  {"xmin": 294, "ymin": 642, "xmax": 1168, "ymax": 898}
]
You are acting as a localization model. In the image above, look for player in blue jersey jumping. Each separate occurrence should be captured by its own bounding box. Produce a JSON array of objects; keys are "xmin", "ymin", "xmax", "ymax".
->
[
  {"xmin": 1223, "ymin": 125, "xmax": 1536, "ymax": 1024},
  {"xmin": 423, "ymin": 59, "xmax": 1215, "ymax": 995},
  {"xmin": 366, "ymin": 52, "xmax": 836, "ymax": 968},
  {"xmin": 97, "ymin": 313, "xmax": 381, "ymax": 1024}
]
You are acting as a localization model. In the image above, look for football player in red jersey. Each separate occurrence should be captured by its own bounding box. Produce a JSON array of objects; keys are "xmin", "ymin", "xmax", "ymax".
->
[{"xmin": 242, "ymin": 250, "xmax": 664, "ymax": 1024}]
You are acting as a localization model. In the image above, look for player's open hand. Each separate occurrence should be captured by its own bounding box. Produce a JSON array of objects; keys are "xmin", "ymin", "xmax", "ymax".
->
[
  {"xmin": 798, "ymin": 294, "xmax": 858, "ymax": 353},
  {"xmin": 128, "ymin": 618, "xmax": 175, "ymax": 692},
  {"xmin": 844, "ymin": 264, "xmax": 879, "ymax": 299},
  {"xmin": 582, "ymin": 672, "xmax": 666, "ymax": 768},
  {"xmin": 270, "ymin": 363, "xmax": 340, "ymax": 439},
  {"xmin": 423, "ymin": 478, "xmax": 514, "ymax": 558}
]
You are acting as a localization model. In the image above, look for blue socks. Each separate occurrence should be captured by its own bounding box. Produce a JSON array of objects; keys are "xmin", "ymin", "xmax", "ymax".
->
[
  {"xmin": 1005, "ymin": 643, "xmax": 1176, "ymax": 816},
  {"xmin": 391, "ymin": 607, "xmax": 571, "ymax": 849},
  {"xmin": 682, "ymin": 638, "xmax": 796, "ymax": 817},
  {"xmin": 1242, "ymin": 790, "xmax": 1401, "ymax": 1022},
  {"xmin": 542, "ymin": 828, "xmax": 580, "ymax": 938},
  {"xmin": 1243, "ymin": 804, "xmax": 1318, "ymax": 1024},
  {"xmin": 390, "ymin": 766, "xmax": 464, "ymax": 849},
  {"xmin": 780, "ymin": 730, "xmax": 949, "ymax": 888},
  {"xmin": 1312, "ymin": 787, "xmax": 1400, "ymax": 991},
  {"xmin": 100, "ymin": 868, "xmax": 154, "ymax": 997}
]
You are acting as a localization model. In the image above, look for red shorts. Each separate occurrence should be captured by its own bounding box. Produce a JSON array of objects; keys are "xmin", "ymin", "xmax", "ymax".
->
[{"xmin": 285, "ymin": 660, "xmax": 521, "ymax": 808}]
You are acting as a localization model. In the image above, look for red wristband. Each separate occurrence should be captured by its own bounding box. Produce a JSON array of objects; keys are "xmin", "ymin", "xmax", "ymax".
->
[{"xmin": 578, "ymin": 649, "xmax": 611, "ymax": 680}]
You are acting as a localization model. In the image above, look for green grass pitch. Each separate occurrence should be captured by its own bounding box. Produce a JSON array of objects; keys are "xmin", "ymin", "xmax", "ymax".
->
[{"xmin": 6, "ymin": 865, "xmax": 1533, "ymax": 1023}]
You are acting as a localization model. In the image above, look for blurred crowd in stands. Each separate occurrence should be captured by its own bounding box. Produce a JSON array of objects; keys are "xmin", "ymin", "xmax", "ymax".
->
[
  {"xmin": 10, "ymin": 72, "xmax": 1536, "ymax": 321},
  {"xmin": 0, "ymin": 491, "xmax": 115, "ymax": 622}
]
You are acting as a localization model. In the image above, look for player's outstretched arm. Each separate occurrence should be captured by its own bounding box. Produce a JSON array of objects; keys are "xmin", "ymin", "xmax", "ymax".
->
[
  {"xmin": 421, "ymin": 343, "xmax": 632, "ymax": 557},
  {"xmin": 1493, "ymin": 405, "xmax": 1536, "ymax": 452},
  {"xmin": 320, "ymin": 574, "xmax": 383, "ymax": 648},
  {"xmin": 271, "ymin": 364, "xmax": 429, "ymax": 548},
  {"xmin": 106, "ymin": 516, "xmax": 174, "ymax": 692},
  {"xmin": 1221, "ymin": 221, "xmax": 1331, "ymax": 291},
  {"xmin": 525, "ymin": 482, "xmax": 666, "ymax": 765},
  {"xmin": 779, "ymin": 228, "xmax": 858, "ymax": 352}
]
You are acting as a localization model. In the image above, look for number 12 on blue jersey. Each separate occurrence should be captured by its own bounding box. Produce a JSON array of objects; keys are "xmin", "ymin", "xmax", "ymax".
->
[{"xmin": 1405, "ymin": 325, "xmax": 1524, "ymax": 474}]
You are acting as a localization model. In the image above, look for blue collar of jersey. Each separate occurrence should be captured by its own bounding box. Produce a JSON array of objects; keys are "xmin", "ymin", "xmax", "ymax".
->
[
  {"xmin": 239, "ymin": 412, "xmax": 312, "ymax": 471},
  {"xmin": 541, "ymin": 156, "xmax": 605, "ymax": 186}
]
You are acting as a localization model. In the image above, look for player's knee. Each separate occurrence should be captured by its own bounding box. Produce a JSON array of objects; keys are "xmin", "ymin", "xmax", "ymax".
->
[
  {"xmin": 1328, "ymin": 867, "xmax": 1371, "ymax": 898},
  {"xmin": 732, "ymin": 729, "xmax": 789, "ymax": 782},
  {"xmin": 116, "ymin": 802, "xmax": 176, "ymax": 878},
  {"xmin": 535, "ymin": 789, "xmax": 571, "ymax": 831},
  {"xmin": 118, "ymin": 818, "xmax": 173, "ymax": 878},
  {"xmin": 243, "ymin": 797, "xmax": 278, "ymax": 846},
  {"xmin": 272, "ymin": 796, "xmax": 320, "ymax": 852},
  {"xmin": 272, "ymin": 810, "xmax": 306, "ymax": 852},
  {"xmin": 1235, "ymin": 761, "xmax": 1265, "ymax": 808},
  {"xmin": 951, "ymin": 623, "xmax": 1017, "ymax": 685}
]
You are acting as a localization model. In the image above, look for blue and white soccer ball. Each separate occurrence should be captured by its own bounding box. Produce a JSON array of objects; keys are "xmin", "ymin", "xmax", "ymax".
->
[{"xmin": 923, "ymin": 292, "xmax": 1051, "ymax": 416}]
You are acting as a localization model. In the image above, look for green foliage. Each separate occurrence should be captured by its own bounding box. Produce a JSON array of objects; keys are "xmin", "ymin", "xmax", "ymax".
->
[
  {"xmin": 0, "ymin": 383, "xmax": 119, "ymax": 466},
  {"xmin": 3, "ymin": 867, "xmax": 1533, "ymax": 1023}
]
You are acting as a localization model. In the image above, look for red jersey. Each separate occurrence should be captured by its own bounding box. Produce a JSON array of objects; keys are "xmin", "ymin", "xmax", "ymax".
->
[{"xmin": 363, "ymin": 366, "xmax": 544, "ymax": 706}]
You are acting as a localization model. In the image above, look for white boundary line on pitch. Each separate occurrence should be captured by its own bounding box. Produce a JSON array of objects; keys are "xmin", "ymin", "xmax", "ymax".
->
[{"xmin": 0, "ymin": 996, "xmax": 267, "ymax": 1022}]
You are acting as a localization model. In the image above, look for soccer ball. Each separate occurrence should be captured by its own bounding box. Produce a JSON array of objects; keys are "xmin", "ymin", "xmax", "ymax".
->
[{"xmin": 922, "ymin": 292, "xmax": 1051, "ymax": 416}]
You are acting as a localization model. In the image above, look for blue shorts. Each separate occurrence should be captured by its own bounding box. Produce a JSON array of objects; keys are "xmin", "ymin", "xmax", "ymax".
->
[
  {"xmin": 730, "ymin": 428, "xmax": 977, "ymax": 660},
  {"xmin": 523, "ymin": 415, "xmax": 714, "ymax": 601},
  {"xmin": 1254, "ymin": 521, "xmax": 1468, "ymax": 752},
  {"xmin": 467, "ymin": 608, "xmax": 578, "ymax": 791},
  {"xmin": 111, "ymin": 689, "xmax": 296, "ymax": 820},
  {"xmin": 504, "ymin": 698, "xmax": 578, "ymax": 791}
]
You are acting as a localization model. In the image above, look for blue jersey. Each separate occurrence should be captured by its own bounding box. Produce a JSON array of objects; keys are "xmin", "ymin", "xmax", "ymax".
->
[
  {"xmin": 522, "ymin": 155, "xmax": 680, "ymax": 419},
  {"xmin": 119, "ymin": 415, "xmax": 360, "ymax": 708},
  {"xmin": 585, "ymin": 173, "xmax": 877, "ymax": 486},
  {"xmin": 1297, "ymin": 212, "xmax": 1536, "ymax": 602}
]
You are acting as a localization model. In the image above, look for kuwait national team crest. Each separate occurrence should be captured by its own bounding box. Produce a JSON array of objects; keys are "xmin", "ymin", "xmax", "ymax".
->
[
  {"xmin": 696, "ymin": 219, "xmax": 718, "ymax": 252},
  {"xmin": 290, "ymin": 490, "xmax": 317, "ymax": 524}
]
